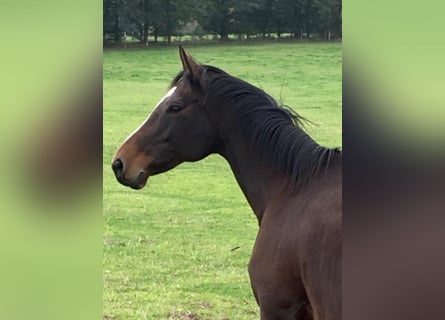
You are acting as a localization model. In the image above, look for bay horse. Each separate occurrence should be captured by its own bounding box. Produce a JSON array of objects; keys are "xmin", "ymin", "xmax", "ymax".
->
[{"xmin": 112, "ymin": 46, "xmax": 342, "ymax": 320}]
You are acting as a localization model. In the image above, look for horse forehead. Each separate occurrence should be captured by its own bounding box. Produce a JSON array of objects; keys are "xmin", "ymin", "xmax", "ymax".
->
[
  {"xmin": 151, "ymin": 86, "xmax": 177, "ymax": 110},
  {"xmin": 160, "ymin": 86, "xmax": 177, "ymax": 103},
  {"xmin": 165, "ymin": 86, "xmax": 177, "ymax": 97},
  {"xmin": 122, "ymin": 86, "xmax": 177, "ymax": 144}
]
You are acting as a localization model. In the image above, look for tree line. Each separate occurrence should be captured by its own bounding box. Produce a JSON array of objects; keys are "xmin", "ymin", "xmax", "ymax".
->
[{"xmin": 103, "ymin": 0, "xmax": 342, "ymax": 46}]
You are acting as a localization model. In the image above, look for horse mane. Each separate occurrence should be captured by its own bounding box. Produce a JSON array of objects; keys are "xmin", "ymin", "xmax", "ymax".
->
[{"xmin": 170, "ymin": 66, "xmax": 340, "ymax": 189}]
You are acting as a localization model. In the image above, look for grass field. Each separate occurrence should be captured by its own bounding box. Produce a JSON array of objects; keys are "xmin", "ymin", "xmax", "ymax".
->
[{"xmin": 103, "ymin": 42, "xmax": 341, "ymax": 319}]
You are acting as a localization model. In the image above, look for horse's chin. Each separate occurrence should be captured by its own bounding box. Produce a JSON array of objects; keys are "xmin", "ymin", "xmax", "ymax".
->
[
  {"xmin": 125, "ymin": 161, "xmax": 177, "ymax": 189},
  {"xmin": 128, "ymin": 172, "xmax": 149, "ymax": 190}
]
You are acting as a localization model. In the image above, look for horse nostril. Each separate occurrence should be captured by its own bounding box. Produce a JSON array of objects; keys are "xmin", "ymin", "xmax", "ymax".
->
[{"xmin": 112, "ymin": 158, "xmax": 124, "ymax": 176}]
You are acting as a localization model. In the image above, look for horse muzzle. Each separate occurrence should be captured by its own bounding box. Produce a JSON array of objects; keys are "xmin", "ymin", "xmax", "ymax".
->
[{"xmin": 111, "ymin": 158, "xmax": 149, "ymax": 190}]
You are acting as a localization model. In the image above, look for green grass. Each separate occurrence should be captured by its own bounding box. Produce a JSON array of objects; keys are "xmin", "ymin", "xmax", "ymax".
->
[{"xmin": 104, "ymin": 42, "xmax": 341, "ymax": 319}]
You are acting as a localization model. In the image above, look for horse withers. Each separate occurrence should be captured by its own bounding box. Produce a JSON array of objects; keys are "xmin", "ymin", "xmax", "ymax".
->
[{"xmin": 112, "ymin": 46, "xmax": 342, "ymax": 320}]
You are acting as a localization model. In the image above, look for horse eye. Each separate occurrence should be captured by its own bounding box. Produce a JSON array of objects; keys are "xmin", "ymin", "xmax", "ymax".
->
[{"xmin": 167, "ymin": 104, "xmax": 183, "ymax": 113}]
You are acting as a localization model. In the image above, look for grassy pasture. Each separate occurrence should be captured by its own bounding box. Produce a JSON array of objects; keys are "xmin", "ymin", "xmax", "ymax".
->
[{"xmin": 104, "ymin": 42, "xmax": 341, "ymax": 319}]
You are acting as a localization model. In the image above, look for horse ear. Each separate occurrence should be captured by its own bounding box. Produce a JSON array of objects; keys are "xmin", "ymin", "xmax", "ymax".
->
[{"xmin": 179, "ymin": 45, "xmax": 200, "ymax": 80}]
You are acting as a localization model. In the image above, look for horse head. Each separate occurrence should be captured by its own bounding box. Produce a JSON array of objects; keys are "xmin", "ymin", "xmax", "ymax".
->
[{"xmin": 112, "ymin": 47, "xmax": 219, "ymax": 189}]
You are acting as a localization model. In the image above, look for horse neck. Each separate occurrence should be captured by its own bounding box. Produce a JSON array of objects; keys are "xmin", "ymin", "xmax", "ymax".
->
[
  {"xmin": 219, "ymin": 141, "xmax": 284, "ymax": 225},
  {"xmin": 206, "ymin": 75, "xmax": 334, "ymax": 224},
  {"xmin": 215, "ymin": 116, "xmax": 288, "ymax": 225}
]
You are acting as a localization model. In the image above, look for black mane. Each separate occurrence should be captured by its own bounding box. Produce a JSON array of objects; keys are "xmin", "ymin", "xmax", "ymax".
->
[{"xmin": 171, "ymin": 66, "xmax": 340, "ymax": 189}]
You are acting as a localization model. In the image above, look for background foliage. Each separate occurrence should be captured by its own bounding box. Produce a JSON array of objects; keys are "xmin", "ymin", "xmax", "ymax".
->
[{"xmin": 103, "ymin": 0, "xmax": 342, "ymax": 45}]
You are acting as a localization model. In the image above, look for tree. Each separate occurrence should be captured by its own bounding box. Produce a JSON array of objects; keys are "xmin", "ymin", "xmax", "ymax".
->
[
  {"xmin": 103, "ymin": 0, "xmax": 138, "ymax": 44},
  {"xmin": 103, "ymin": 0, "xmax": 342, "ymax": 46},
  {"xmin": 202, "ymin": 0, "xmax": 238, "ymax": 40},
  {"xmin": 270, "ymin": 0, "xmax": 293, "ymax": 38}
]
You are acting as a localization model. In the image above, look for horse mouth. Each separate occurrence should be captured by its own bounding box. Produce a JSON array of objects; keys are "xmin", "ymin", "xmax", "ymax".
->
[
  {"xmin": 116, "ymin": 171, "xmax": 149, "ymax": 190},
  {"xmin": 129, "ymin": 171, "xmax": 149, "ymax": 189}
]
